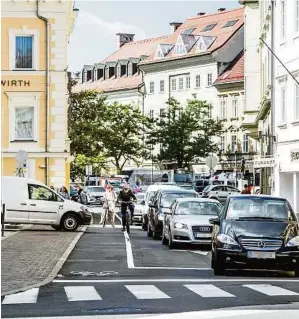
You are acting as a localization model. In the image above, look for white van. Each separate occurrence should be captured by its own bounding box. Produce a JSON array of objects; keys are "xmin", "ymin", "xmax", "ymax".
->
[{"xmin": 2, "ymin": 176, "xmax": 92, "ymax": 231}]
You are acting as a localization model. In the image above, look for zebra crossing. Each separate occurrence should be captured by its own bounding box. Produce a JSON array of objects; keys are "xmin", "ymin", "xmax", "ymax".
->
[{"xmin": 2, "ymin": 283, "xmax": 299, "ymax": 305}]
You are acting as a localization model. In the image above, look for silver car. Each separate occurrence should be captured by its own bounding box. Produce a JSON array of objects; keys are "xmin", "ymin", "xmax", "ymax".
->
[
  {"xmin": 80, "ymin": 186, "xmax": 106, "ymax": 205},
  {"xmin": 162, "ymin": 198, "xmax": 221, "ymax": 249},
  {"xmin": 132, "ymin": 192, "xmax": 146, "ymax": 224}
]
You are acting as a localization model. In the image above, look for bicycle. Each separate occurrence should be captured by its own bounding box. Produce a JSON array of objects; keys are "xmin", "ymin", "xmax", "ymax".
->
[{"xmin": 119, "ymin": 200, "xmax": 133, "ymax": 233}]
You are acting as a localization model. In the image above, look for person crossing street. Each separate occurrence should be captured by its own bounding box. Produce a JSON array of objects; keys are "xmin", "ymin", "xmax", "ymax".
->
[{"xmin": 117, "ymin": 184, "xmax": 136, "ymax": 233}]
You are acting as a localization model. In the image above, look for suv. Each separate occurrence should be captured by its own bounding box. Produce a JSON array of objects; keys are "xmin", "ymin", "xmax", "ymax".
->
[
  {"xmin": 193, "ymin": 179, "xmax": 210, "ymax": 193},
  {"xmin": 202, "ymin": 185, "xmax": 240, "ymax": 203}
]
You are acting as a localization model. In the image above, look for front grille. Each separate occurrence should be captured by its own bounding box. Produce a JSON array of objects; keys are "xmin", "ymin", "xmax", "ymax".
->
[
  {"xmin": 240, "ymin": 238, "xmax": 283, "ymax": 251},
  {"xmin": 192, "ymin": 226, "xmax": 213, "ymax": 233}
]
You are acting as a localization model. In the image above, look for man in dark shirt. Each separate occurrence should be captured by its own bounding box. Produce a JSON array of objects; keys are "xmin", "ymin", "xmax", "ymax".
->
[{"xmin": 117, "ymin": 184, "xmax": 137, "ymax": 232}]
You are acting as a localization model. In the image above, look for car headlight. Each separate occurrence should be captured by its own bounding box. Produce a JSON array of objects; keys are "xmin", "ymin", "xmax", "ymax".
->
[
  {"xmin": 217, "ymin": 234, "xmax": 239, "ymax": 246},
  {"xmin": 286, "ymin": 236, "xmax": 299, "ymax": 247},
  {"xmin": 174, "ymin": 222, "xmax": 188, "ymax": 230}
]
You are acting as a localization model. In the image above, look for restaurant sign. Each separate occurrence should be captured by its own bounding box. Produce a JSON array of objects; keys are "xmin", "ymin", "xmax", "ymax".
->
[
  {"xmin": 253, "ymin": 157, "xmax": 276, "ymax": 168},
  {"xmin": 290, "ymin": 149, "xmax": 299, "ymax": 162},
  {"xmin": 1, "ymin": 80, "xmax": 30, "ymax": 87}
]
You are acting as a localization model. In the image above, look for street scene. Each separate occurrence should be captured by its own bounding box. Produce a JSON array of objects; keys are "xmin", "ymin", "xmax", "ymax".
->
[{"xmin": 1, "ymin": 0, "xmax": 299, "ymax": 318}]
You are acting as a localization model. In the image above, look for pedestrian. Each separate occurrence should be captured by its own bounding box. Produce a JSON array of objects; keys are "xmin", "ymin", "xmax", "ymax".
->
[
  {"xmin": 241, "ymin": 184, "xmax": 251, "ymax": 194},
  {"xmin": 102, "ymin": 185, "xmax": 117, "ymax": 227},
  {"xmin": 59, "ymin": 186, "xmax": 70, "ymax": 199}
]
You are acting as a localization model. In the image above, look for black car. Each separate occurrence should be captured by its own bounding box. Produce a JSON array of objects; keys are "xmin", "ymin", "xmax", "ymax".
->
[
  {"xmin": 209, "ymin": 195, "xmax": 299, "ymax": 276},
  {"xmin": 148, "ymin": 188, "xmax": 199, "ymax": 239}
]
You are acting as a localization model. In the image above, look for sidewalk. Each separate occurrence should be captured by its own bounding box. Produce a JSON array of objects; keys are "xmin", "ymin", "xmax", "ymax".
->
[{"xmin": 1, "ymin": 225, "xmax": 86, "ymax": 296}]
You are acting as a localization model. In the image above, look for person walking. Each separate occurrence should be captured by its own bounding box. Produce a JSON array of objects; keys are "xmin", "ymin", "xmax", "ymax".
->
[
  {"xmin": 102, "ymin": 185, "xmax": 117, "ymax": 227},
  {"xmin": 241, "ymin": 184, "xmax": 251, "ymax": 194},
  {"xmin": 59, "ymin": 186, "xmax": 70, "ymax": 199}
]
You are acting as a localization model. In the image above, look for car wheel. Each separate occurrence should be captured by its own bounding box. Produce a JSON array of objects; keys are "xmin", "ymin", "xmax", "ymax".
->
[
  {"xmin": 152, "ymin": 230, "xmax": 160, "ymax": 240},
  {"xmin": 147, "ymin": 222, "xmax": 153, "ymax": 237},
  {"xmin": 168, "ymin": 230, "xmax": 175, "ymax": 249},
  {"xmin": 162, "ymin": 231, "xmax": 168, "ymax": 245},
  {"xmin": 294, "ymin": 267, "xmax": 299, "ymax": 277},
  {"xmin": 51, "ymin": 225, "xmax": 62, "ymax": 231},
  {"xmin": 211, "ymin": 251, "xmax": 225, "ymax": 276},
  {"xmin": 142, "ymin": 216, "xmax": 148, "ymax": 231},
  {"xmin": 61, "ymin": 214, "xmax": 79, "ymax": 231}
]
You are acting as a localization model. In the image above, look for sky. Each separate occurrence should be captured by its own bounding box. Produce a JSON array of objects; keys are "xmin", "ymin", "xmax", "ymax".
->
[{"xmin": 68, "ymin": 0, "xmax": 240, "ymax": 72}]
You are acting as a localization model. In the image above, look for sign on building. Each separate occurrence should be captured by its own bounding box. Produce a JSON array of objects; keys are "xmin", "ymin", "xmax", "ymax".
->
[
  {"xmin": 253, "ymin": 157, "xmax": 276, "ymax": 168},
  {"xmin": 290, "ymin": 149, "xmax": 299, "ymax": 162}
]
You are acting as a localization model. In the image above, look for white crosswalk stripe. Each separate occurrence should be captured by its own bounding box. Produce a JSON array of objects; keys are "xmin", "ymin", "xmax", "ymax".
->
[
  {"xmin": 125, "ymin": 285, "xmax": 171, "ymax": 299},
  {"xmin": 64, "ymin": 286, "xmax": 102, "ymax": 301},
  {"xmin": 244, "ymin": 284, "xmax": 299, "ymax": 296},
  {"xmin": 2, "ymin": 288, "xmax": 39, "ymax": 304},
  {"xmin": 185, "ymin": 284, "xmax": 235, "ymax": 297}
]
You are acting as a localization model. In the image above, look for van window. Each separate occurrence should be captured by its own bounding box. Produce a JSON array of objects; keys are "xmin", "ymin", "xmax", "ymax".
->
[{"xmin": 28, "ymin": 184, "xmax": 62, "ymax": 202}]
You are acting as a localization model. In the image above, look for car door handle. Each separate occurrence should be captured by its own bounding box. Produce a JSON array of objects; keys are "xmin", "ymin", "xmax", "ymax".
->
[
  {"xmin": 30, "ymin": 204, "xmax": 36, "ymax": 206},
  {"xmin": 20, "ymin": 203, "xmax": 27, "ymax": 206}
]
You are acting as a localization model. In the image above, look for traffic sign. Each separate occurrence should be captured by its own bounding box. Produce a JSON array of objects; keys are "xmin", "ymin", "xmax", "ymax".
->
[
  {"xmin": 86, "ymin": 165, "xmax": 93, "ymax": 176},
  {"xmin": 16, "ymin": 150, "xmax": 28, "ymax": 168},
  {"xmin": 205, "ymin": 155, "xmax": 218, "ymax": 169}
]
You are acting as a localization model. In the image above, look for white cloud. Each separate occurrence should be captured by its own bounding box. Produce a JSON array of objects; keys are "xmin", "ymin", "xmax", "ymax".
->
[{"xmin": 68, "ymin": 11, "xmax": 147, "ymax": 72}]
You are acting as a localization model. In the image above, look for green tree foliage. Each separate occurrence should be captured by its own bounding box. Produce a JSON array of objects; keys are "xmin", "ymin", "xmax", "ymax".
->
[{"xmin": 148, "ymin": 97, "xmax": 224, "ymax": 168}]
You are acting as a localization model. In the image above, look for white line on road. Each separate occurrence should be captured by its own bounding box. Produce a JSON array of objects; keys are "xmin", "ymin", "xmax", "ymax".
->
[
  {"xmin": 2, "ymin": 288, "xmax": 39, "ymax": 304},
  {"xmin": 133, "ymin": 266, "xmax": 211, "ymax": 270},
  {"xmin": 52, "ymin": 278, "xmax": 299, "ymax": 283},
  {"xmin": 185, "ymin": 284, "xmax": 235, "ymax": 297},
  {"xmin": 244, "ymin": 284, "xmax": 299, "ymax": 296},
  {"xmin": 124, "ymin": 231, "xmax": 135, "ymax": 268},
  {"xmin": 64, "ymin": 286, "xmax": 102, "ymax": 301},
  {"xmin": 125, "ymin": 285, "xmax": 171, "ymax": 299}
]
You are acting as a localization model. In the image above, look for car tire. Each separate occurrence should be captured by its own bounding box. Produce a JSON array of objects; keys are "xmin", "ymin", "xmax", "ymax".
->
[
  {"xmin": 168, "ymin": 231, "xmax": 175, "ymax": 249},
  {"xmin": 162, "ymin": 232, "xmax": 168, "ymax": 245},
  {"xmin": 51, "ymin": 225, "xmax": 62, "ymax": 231},
  {"xmin": 61, "ymin": 214, "xmax": 79, "ymax": 231},
  {"xmin": 142, "ymin": 217, "xmax": 147, "ymax": 231},
  {"xmin": 147, "ymin": 222, "xmax": 153, "ymax": 237},
  {"xmin": 152, "ymin": 230, "xmax": 160, "ymax": 240},
  {"xmin": 211, "ymin": 251, "xmax": 225, "ymax": 276}
]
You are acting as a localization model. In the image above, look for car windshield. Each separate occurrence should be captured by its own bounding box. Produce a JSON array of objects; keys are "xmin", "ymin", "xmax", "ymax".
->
[
  {"xmin": 179, "ymin": 185, "xmax": 193, "ymax": 190},
  {"xmin": 161, "ymin": 192, "xmax": 197, "ymax": 207},
  {"xmin": 226, "ymin": 198, "xmax": 293, "ymax": 221},
  {"xmin": 176, "ymin": 201, "xmax": 221, "ymax": 216},
  {"xmin": 136, "ymin": 193, "xmax": 145, "ymax": 204},
  {"xmin": 87, "ymin": 187, "xmax": 105, "ymax": 193},
  {"xmin": 203, "ymin": 185, "xmax": 212, "ymax": 192}
]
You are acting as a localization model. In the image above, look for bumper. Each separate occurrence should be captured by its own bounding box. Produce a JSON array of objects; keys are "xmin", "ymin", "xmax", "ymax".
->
[
  {"xmin": 217, "ymin": 248, "xmax": 299, "ymax": 271},
  {"xmin": 80, "ymin": 212, "xmax": 92, "ymax": 225},
  {"xmin": 172, "ymin": 228, "xmax": 212, "ymax": 244},
  {"xmin": 132, "ymin": 214, "xmax": 142, "ymax": 223}
]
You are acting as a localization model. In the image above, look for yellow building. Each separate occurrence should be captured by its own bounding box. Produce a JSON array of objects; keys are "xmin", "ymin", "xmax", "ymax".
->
[{"xmin": 1, "ymin": 0, "xmax": 78, "ymax": 188}]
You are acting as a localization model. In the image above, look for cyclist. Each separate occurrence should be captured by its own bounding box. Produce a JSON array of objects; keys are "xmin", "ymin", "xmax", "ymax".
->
[{"xmin": 117, "ymin": 184, "xmax": 137, "ymax": 232}]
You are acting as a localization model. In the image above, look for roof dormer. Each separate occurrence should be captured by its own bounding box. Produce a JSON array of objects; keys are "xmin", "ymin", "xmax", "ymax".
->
[
  {"xmin": 174, "ymin": 35, "xmax": 187, "ymax": 55},
  {"xmin": 194, "ymin": 36, "xmax": 216, "ymax": 53},
  {"xmin": 82, "ymin": 65, "xmax": 93, "ymax": 83},
  {"xmin": 93, "ymin": 63, "xmax": 105, "ymax": 81},
  {"xmin": 154, "ymin": 44, "xmax": 174, "ymax": 59}
]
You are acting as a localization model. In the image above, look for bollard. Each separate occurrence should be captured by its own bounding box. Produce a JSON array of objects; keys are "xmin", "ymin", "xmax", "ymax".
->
[{"xmin": 1, "ymin": 203, "xmax": 5, "ymax": 237}]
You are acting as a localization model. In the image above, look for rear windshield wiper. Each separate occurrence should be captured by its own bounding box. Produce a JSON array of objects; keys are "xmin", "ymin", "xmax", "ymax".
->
[{"xmin": 235, "ymin": 216, "xmax": 284, "ymax": 222}]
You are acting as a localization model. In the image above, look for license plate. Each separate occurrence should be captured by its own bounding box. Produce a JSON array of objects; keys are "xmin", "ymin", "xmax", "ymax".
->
[
  {"xmin": 194, "ymin": 233, "xmax": 211, "ymax": 238},
  {"xmin": 247, "ymin": 251, "xmax": 275, "ymax": 259}
]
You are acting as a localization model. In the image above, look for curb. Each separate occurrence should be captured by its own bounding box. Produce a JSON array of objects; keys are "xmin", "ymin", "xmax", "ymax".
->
[{"xmin": 1, "ymin": 226, "xmax": 87, "ymax": 296}]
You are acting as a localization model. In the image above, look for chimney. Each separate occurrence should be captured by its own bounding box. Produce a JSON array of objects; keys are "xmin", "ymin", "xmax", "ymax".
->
[
  {"xmin": 197, "ymin": 12, "xmax": 205, "ymax": 16},
  {"xmin": 116, "ymin": 33, "xmax": 135, "ymax": 49},
  {"xmin": 169, "ymin": 22, "xmax": 182, "ymax": 34},
  {"xmin": 218, "ymin": 8, "xmax": 226, "ymax": 12}
]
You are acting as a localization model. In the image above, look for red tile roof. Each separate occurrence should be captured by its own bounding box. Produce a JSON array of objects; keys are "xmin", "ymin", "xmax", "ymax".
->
[
  {"xmin": 214, "ymin": 50, "xmax": 244, "ymax": 84},
  {"xmin": 141, "ymin": 7, "xmax": 244, "ymax": 64}
]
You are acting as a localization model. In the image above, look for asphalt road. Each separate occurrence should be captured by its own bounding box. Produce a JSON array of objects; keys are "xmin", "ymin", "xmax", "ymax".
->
[{"xmin": 2, "ymin": 211, "xmax": 299, "ymax": 318}]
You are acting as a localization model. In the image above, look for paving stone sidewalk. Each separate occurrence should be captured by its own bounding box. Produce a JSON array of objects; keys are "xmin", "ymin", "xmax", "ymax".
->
[{"xmin": 1, "ymin": 225, "xmax": 86, "ymax": 296}]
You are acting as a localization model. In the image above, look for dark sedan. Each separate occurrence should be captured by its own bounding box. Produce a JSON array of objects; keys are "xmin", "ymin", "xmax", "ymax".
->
[{"xmin": 210, "ymin": 195, "xmax": 299, "ymax": 276}]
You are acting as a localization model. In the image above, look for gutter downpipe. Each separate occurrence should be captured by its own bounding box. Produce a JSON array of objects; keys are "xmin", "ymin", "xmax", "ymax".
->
[{"xmin": 37, "ymin": 0, "xmax": 50, "ymax": 185}]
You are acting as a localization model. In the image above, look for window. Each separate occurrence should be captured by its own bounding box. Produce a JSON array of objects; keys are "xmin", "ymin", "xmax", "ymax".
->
[
  {"xmin": 149, "ymin": 110, "xmax": 154, "ymax": 119},
  {"xmin": 296, "ymin": 0, "xmax": 299, "ymax": 34},
  {"xmin": 207, "ymin": 103, "xmax": 212, "ymax": 118},
  {"xmin": 28, "ymin": 184, "xmax": 60, "ymax": 202},
  {"xmin": 232, "ymin": 97, "xmax": 238, "ymax": 118},
  {"xmin": 160, "ymin": 80, "xmax": 165, "ymax": 93},
  {"xmin": 231, "ymin": 135, "xmax": 237, "ymax": 153},
  {"xmin": 243, "ymin": 134, "xmax": 249, "ymax": 153},
  {"xmin": 220, "ymin": 136, "xmax": 226, "ymax": 153},
  {"xmin": 281, "ymin": 0, "xmax": 286, "ymax": 40},
  {"xmin": 195, "ymin": 75, "xmax": 201, "ymax": 88},
  {"xmin": 296, "ymin": 84, "xmax": 299, "ymax": 120},
  {"xmin": 149, "ymin": 81, "xmax": 155, "ymax": 94},
  {"xmin": 160, "ymin": 108, "xmax": 165, "ymax": 117},
  {"xmin": 220, "ymin": 98, "xmax": 227, "ymax": 119},
  {"xmin": 15, "ymin": 107, "xmax": 34, "ymax": 140},
  {"xmin": 223, "ymin": 20, "xmax": 238, "ymax": 28},
  {"xmin": 179, "ymin": 77, "xmax": 184, "ymax": 90},
  {"xmin": 201, "ymin": 23, "xmax": 217, "ymax": 32},
  {"xmin": 15, "ymin": 36, "xmax": 33, "ymax": 69},
  {"xmin": 281, "ymin": 87, "xmax": 286, "ymax": 122},
  {"xmin": 207, "ymin": 73, "xmax": 212, "ymax": 86},
  {"xmin": 183, "ymin": 28, "xmax": 195, "ymax": 35},
  {"xmin": 174, "ymin": 37, "xmax": 186, "ymax": 55},
  {"xmin": 186, "ymin": 76, "xmax": 190, "ymax": 89},
  {"xmin": 171, "ymin": 78, "xmax": 177, "ymax": 91}
]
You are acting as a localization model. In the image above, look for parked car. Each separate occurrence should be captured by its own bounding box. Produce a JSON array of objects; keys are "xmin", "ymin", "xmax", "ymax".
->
[
  {"xmin": 154, "ymin": 182, "xmax": 177, "ymax": 186},
  {"xmin": 148, "ymin": 188, "xmax": 199, "ymax": 239},
  {"xmin": 141, "ymin": 185, "xmax": 181, "ymax": 231},
  {"xmin": 162, "ymin": 198, "xmax": 221, "ymax": 249},
  {"xmin": 209, "ymin": 195, "xmax": 299, "ymax": 276},
  {"xmin": 132, "ymin": 192, "xmax": 146, "ymax": 224},
  {"xmin": 2, "ymin": 176, "xmax": 91, "ymax": 231},
  {"xmin": 201, "ymin": 185, "xmax": 240, "ymax": 203},
  {"xmin": 193, "ymin": 179, "xmax": 210, "ymax": 194},
  {"xmin": 178, "ymin": 184, "xmax": 195, "ymax": 191},
  {"xmin": 80, "ymin": 186, "xmax": 106, "ymax": 205}
]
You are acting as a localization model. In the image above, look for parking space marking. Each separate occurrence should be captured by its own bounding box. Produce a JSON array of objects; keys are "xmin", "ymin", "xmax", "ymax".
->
[
  {"xmin": 125, "ymin": 285, "xmax": 171, "ymax": 299},
  {"xmin": 64, "ymin": 286, "xmax": 102, "ymax": 301},
  {"xmin": 185, "ymin": 284, "xmax": 235, "ymax": 297},
  {"xmin": 244, "ymin": 284, "xmax": 299, "ymax": 296},
  {"xmin": 2, "ymin": 288, "xmax": 39, "ymax": 304}
]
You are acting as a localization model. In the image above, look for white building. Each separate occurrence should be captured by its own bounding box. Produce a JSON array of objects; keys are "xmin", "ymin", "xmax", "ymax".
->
[
  {"xmin": 273, "ymin": 0, "xmax": 299, "ymax": 213},
  {"xmin": 139, "ymin": 7, "xmax": 245, "ymax": 169}
]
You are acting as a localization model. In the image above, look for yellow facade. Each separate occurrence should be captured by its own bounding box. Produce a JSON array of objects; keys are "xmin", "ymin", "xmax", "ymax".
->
[{"xmin": 1, "ymin": 1, "xmax": 77, "ymax": 190}]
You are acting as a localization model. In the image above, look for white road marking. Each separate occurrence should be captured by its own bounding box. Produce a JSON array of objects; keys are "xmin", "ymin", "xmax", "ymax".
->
[
  {"xmin": 244, "ymin": 284, "xmax": 299, "ymax": 296},
  {"xmin": 124, "ymin": 231, "xmax": 135, "ymax": 268},
  {"xmin": 64, "ymin": 286, "xmax": 102, "ymax": 301},
  {"xmin": 2, "ymin": 288, "xmax": 39, "ymax": 304},
  {"xmin": 115, "ymin": 213, "xmax": 122, "ymax": 223},
  {"xmin": 190, "ymin": 251, "xmax": 210, "ymax": 256},
  {"xmin": 185, "ymin": 284, "xmax": 235, "ymax": 297},
  {"xmin": 134, "ymin": 266, "xmax": 211, "ymax": 270},
  {"xmin": 125, "ymin": 285, "xmax": 171, "ymax": 299},
  {"xmin": 52, "ymin": 278, "xmax": 299, "ymax": 283}
]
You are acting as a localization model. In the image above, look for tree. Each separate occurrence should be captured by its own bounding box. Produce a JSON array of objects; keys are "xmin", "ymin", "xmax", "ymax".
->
[
  {"xmin": 148, "ymin": 97, "xmax": 223, "ymax": 168},
  {"xmin": 69, "ymin": 90, "xmax": 151, "ymax": 174}
]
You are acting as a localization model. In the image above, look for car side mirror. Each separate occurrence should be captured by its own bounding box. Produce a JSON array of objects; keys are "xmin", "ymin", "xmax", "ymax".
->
[{"xmin": 209, "ymin": 217, "xmax": 220, "ymax": 225}]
